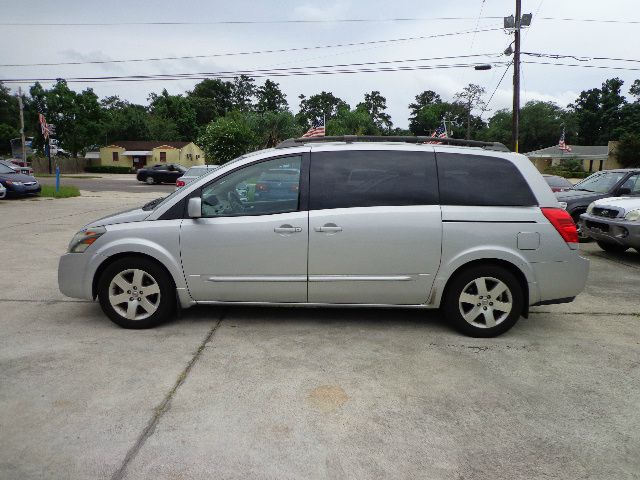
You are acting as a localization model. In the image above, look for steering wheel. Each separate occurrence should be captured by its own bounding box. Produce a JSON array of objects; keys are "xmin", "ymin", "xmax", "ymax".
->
[{"xmin": 227, "ymin": 190, "xmax": 245, "ymax": 212}]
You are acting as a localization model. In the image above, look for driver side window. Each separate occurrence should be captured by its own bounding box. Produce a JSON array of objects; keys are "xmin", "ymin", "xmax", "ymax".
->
[{"xmin": 200, "ymin": 156, "xmax": 302, "ymax": 217}]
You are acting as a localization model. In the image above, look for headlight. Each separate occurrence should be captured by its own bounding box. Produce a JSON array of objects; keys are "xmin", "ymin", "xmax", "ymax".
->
[
  {"xmin": 6, "ymin": 181, "xmax": 23, "ymax": 186},
  {"xmin": 586, "ymin": 202, "xmax": 595, "ymax": 214},
  {"xmin": 68, "ymin": 227, "xmax": 106, "ymax": 253},
  {"xmin": 558, "ymin": 201, "xmax": 568, "ymax": 210},
  {"xmin": 624, "ymin": 209, "xmax": 640, "ymax": 222}
]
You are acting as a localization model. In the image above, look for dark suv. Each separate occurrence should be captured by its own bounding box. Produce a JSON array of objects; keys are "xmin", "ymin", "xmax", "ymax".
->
[{"xmin": 556, "ymin": 169, "xmax": 640, "ymax": 240}]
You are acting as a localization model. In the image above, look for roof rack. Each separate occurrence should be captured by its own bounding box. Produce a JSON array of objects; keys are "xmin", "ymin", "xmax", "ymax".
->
[{"xmin": 276, "ymin": 135, "xmax": 510, "ymax": 152}]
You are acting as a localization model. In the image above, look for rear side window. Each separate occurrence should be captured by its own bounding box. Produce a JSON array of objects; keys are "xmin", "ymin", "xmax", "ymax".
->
[
  {"xmin": 437, "ymin": 153, "xmax": 537, "ymax": 206},
  {"xmin": 310, "ymin": 150, "xmax": 438, "ymax": 210}
]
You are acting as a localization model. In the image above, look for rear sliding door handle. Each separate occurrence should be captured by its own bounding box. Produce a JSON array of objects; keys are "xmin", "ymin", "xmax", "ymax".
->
[
  {"xmin": 314, "ymin": 224, "xmax": 343, "ymax": 233},
  {"xmin": 274, "ymin": 225, "xmax": 302, "ymax": 234}
]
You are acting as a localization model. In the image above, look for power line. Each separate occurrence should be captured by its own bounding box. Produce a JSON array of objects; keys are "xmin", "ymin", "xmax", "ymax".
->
[
  {"xmin": 523, "ymin": 52, "xmax": 640, "ymax": 63},
  {"xmin": 0, "ymin": 27, "xmax": 504, "ymax": 68},
  {"xmin": 0, "ymin": 61, "xmax": 511, "ymax": 84},
  {"xmin": 469, "ymin": 0, "xmax": 487, "ymax": 51},
  {"xmin": 1, "ymin": 16, "xmax": 638, "ymax": 26},
  {"xmin": 481, "ymin": 60, "xmax": 513, "ymax": 116},
  {"xmin": 0, "ymin": 16, "xmax": 504, "ymax": 26},
  {"xmin": 523, "ymin": 60, "xmax": 640, "ymax": 72}
]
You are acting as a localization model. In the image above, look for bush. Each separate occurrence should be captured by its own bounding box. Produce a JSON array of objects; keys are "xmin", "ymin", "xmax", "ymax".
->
[
  {"xmin": 543, "ymin": 168, "xmax": 591, "ymax": 179},
  {"xmin": 85, "ymin": 165, "xmax": 134, "ymax": 174},
  {"xmin": 615, "ymin": 133, "xmax": 640, "ymax": 168}
]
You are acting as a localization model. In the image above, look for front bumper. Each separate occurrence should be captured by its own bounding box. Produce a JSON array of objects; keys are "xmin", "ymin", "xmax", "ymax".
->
[
  {"xmin": 580, "ymin": 213, "xmax": 640, "ymax": 249},
  {"xmin": 5, "ymin": 183, "xmax": 41, "ymax": 196},
  {"xmin": 58, "ymin": 252, "xmax": 104, "ymax": 300}
]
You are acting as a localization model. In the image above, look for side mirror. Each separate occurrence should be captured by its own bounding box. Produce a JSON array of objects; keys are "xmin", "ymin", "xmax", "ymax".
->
[
  {"xmin": 187, "ymin": 197, "xmax": 202, "ymax": 218},
  {"xmin": 617, "ymin": 187, "xmax": 631, "ymax": 196}
]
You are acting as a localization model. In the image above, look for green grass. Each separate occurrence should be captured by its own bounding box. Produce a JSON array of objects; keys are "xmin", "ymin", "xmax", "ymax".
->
[
  {"xmin": 39, "ymin": 185, "xmax": 81, "ymax": 198},
  {"xmin": 35, "ymin": 174, "xmax": 101, "ymax": 179}
]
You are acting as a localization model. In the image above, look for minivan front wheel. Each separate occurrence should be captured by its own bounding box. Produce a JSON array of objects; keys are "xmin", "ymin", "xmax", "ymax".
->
[
  {"xmin": 444, "ymin": 265, "xmax": 523, "ymax": 337},
  {"xmin": 97, "ymin": 257, "xmax": 175, "ymax": 329}
]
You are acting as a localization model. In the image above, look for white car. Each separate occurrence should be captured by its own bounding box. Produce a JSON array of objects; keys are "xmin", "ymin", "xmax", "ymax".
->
[{"xmin": 580, "ymin": 196, "xmax": 640, "ymax": 253}]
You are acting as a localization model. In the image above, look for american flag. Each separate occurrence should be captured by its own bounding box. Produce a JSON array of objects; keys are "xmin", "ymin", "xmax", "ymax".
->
[
  {"xmin": 558, "ymin": 128, "xmax": 572, "ymax": 152},
  {"xmin": 427, "ymin": 121, "xmax": 447, "ymax": 144},
  {"xmin": 39, "ymin": 113, "xmax": 51, "ymax": 139},
  {"xmin": 302, "ymin": 118, "xmax": 325, "ymax": 138}
]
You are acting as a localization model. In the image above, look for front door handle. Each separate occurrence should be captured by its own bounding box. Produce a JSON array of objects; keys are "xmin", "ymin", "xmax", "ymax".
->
[
  {"xmin": 314, "ymin": 223, "xmax": 343, "ymax": 233},
  {"xmin": 274, "ymin": 224, "xmax": 302, "ymax": 234}
]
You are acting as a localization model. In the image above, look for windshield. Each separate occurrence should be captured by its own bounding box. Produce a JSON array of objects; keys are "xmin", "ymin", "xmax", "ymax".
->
[
  {"xmin": 0, "ymin": 163, "xmax": 16, "ymax": 174},
  {"xmin": 573, "ymin": 171, "xmax": 626, "ymax": 193}
]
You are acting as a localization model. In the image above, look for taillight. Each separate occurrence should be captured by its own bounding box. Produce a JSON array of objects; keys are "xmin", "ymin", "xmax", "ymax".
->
[
  {"xmin": 176, "ymin": 180, "xmax": 185, "ymax": 187},
  {"xmin": 541, "ymin": 207, "xmax": 578, "ymax": 244}
]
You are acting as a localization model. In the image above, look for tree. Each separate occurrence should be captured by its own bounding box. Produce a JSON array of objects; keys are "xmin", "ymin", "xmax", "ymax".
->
[
  {"xmin": 455, "ymin": 83, "xmax": 486, "ymax": 139},
  {"xmin": 255, "ymin": 80, "xmax": 288, "ymax": 113},
  {"xmin": 198, "ymin": 113, "xmax": 257, "ymax": 163},
  {"xmin": 571, "ymin": 77, "xmax": 627, "ymax": 144},
  {"xmin": 101, "ymin": 96, "xmax": 150, "ymax": 143},
  {"xmin": 231, "ymin": 75, "xmax": 256, "ymax": 112},
  {"xmin": 148, "ymin": 89, "xmax": 197, "ymax": 140},
  {"xmin": 357, "ymin": 90, "xmax": 392, "ymax": 132},
  {"xmin": 249, "ymin": 111, "xmax": 302, "ymax": 148},
  {"xmin": 27, "ymin": 80, "xmax": 104, "ymax": 157},
  {"xmin": 0, "ymin": 82, "xmax": 19, "ymax": 130},
  {"xmin": 409, "ymin": 90, "xmax": 442, "ymax": 118},
  {"xmin": 326, "ymin": 105, "xmax": 378, "ymax": 135},
  {"xmin": 409, "ymin": 101, "xmax": 470, "ymax": 137},
  {"xmin": 188, "ymin": 78, "xmax": 234, "ymax": 125},
  {"xmin": 296, "ymin": 91, "xmax": 349, "ymax": 129},
  {"xmin": 0, "ymin": 123, "xmax": 18, "ymax": 154},
  {"xmin": 614, "ymin": 133, "xmax": 640, "ymax": 167}
]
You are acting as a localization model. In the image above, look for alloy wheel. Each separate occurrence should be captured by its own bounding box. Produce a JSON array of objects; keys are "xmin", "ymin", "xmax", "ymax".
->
[
  {"xmin": 458, "ymin": 276, "xmax": 513, "ymax": 328},
  {"xmin": 108, "ymin": 268, "xmax": 161, "ymax": 320}
]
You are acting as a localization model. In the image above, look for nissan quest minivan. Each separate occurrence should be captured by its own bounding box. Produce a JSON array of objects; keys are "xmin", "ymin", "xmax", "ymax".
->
[{"xmin": 58, "ymin": 136, "xmax": 589, "ymax": 337}]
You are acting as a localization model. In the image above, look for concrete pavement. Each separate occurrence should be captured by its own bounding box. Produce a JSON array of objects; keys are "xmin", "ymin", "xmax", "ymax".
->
[{"xmin": 1, "ymin": 194, "xmax": 639, "ymax": 479}]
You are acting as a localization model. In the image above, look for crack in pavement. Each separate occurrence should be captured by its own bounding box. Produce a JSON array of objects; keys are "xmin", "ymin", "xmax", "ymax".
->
[{"xmin": 110, "ymin": 312, "xmax": 225, "ymax": 480}]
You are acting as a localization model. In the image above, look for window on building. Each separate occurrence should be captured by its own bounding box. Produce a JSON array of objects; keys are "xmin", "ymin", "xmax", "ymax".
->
[
  {"xmin": 112, "ymin": 151, "xmax": 118, "ymax": 162},
  {"xmin": 310, "ymin": 150, "xmax": 438, "ymax": 210},
  {"xmin": 160, "ymin": 151, "xmax": 167, "ymax": 162}
]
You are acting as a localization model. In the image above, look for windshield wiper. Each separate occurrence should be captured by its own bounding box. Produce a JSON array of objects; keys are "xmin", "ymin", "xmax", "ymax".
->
[
  {"xmin": 572, "ymin": 188, "xmax": 594, "ymax": 192},
  {"xmin": 142, "ymin": 197, "xmax": 166, "ymax": 211}
]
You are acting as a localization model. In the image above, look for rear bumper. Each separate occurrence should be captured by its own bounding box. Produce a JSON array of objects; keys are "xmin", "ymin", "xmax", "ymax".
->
[
  {"xmin": 531, "ymin": 253, "xmax": 589, "ymax": 304},
  {"xmin": 580, "ymin": 213, "xmax": 640, "ymax": 248}
]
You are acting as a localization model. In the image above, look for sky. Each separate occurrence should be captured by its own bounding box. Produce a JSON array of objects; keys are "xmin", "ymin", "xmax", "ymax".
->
[{"xmin": 1, "ymin": 0, "xmax": 639, "ymax": 129}]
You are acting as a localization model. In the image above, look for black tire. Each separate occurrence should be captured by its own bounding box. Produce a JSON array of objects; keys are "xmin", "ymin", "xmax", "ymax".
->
[
  {"xmin": 596, "ymin": 241, "xmax": 628, "ymax": 253},
  {"xmin": 97, "ymin": 256, "xmax": 176, "ymax": 329},
  {"xmin": 443, "ymin": 265, "xmax": 524, "ymax": 338},
  {"xmin": 572, "ymin": 212, "xmax": 591, "ymax": 243}
]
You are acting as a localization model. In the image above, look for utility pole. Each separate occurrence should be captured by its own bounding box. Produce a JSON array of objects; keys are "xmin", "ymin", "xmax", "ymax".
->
[
  {"xmin": 504, "ymin": 1, "xmax": 531, "ymax": 153},
  {"xmin": 512, "ymin": 0, "xmax": 521, "ymax": 153},
  {"xmin": 17, "ymin": 87, "xmax": 26, "ymax": 164}
]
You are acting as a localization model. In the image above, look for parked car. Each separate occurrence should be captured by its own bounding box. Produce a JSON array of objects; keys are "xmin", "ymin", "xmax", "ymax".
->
[
  {"xmin": 0, "ymin": 163, "xmax": 41, "ymax": 197},
  {"xmin": 579, "ymin": 196, "xmax": 640, "ymax": 253},
  {"xmin": 59, "ymin": 137, "xmax": 589, "ymax": 337},
  {"xmin": 136, "ymin": 164, "xmax": 187, "ymax": 185},
  {"xmin": 254, "ymin": 167, "xmax": 301, "ymax": 201},
  {"xmin": 543, "ymin": 174, "xmax": 573, "ymax": 192},
  {"xmin": 0, "ymin": 182, "xmax": 6, "ymax": 199},
  {"xmin": 0, "ymin": 159, "xmax": 34, "ymax": 176},
  {"xmin": 175, "ymin": 165, "xmax": 219, "ymax": 190},
  {"xmin": 556, "ymin": 169, "xmax": 640, "ymax": 240}
]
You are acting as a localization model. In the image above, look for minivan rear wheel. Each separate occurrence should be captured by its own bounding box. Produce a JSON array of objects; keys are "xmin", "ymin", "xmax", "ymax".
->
[
  {"xmin": 443, "ymin": 265, "xmax": 523, "ymax": 337},
  {"xmin": 97, "ymin": 257, "xmax": 175, "ymax": 329}
]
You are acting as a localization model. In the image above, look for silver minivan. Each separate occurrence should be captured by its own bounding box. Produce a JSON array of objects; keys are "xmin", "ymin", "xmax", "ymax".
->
[{"xmin": 58, "ymin": 137, "xmax": 589, "ymax": 337}]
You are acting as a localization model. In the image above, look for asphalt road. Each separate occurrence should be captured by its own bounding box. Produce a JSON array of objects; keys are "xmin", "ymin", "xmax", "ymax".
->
[
  {"xmin": 37, "ymin": 173, "xmax": 175, "ymax": 194},
  {"xmin": 1, "ymin": 194, "xmax": 639, "ymax": 480}
]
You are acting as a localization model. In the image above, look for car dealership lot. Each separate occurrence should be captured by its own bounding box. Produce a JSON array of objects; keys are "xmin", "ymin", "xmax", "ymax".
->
[{"xmin": 1, "ymin": 195, "xmax": 639, "ymax": 479}]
